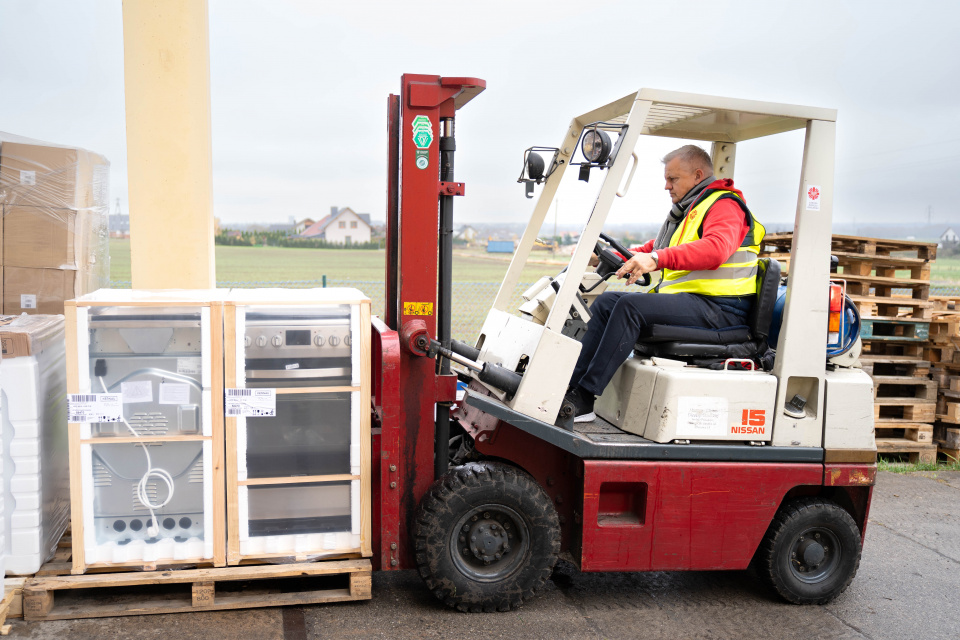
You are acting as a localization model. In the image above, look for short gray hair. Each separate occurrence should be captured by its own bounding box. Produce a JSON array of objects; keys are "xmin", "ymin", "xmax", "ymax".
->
[{"xmin": 662, "ymin": 145, "xmax": 713, "ymax": 174}]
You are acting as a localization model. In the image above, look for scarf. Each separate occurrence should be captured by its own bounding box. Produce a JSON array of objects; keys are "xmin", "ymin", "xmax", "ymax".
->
[{"xmin": 652, "ymin": 175, "xmax": 716, "ymax": 251}]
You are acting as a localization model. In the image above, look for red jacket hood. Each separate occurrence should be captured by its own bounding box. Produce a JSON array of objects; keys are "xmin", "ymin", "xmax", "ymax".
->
[{"xmin": 705, "ymin": 178, "xmax": 744, "ymax": 201}]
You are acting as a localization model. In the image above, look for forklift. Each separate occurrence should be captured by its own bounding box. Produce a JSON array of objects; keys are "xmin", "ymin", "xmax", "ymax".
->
[{"xmin": 372, "ymin": 75, "xmax": 877, "ymax": 612}]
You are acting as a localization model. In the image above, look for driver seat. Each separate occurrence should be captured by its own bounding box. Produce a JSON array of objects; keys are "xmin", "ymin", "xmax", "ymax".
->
[{"xmin": 632, "ymin": 258, "xmax": 781, "ymax": 367}]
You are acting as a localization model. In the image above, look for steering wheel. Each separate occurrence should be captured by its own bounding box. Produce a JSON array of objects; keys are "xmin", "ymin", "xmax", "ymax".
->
[{"xmin": 593, "ymin": 232, "xmax": 651, "ymax": 287}]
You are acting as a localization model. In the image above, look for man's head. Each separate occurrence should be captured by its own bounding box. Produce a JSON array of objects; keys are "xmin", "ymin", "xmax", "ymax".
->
[{"xmin": 662, "ymin": 145, "xmax": 714, "ymax": 204}]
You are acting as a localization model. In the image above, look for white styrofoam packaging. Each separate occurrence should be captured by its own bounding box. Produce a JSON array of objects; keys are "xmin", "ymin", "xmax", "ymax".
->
[{"xmin": 1, "ymin": 317, "xmax": 70, "ymax": 575}]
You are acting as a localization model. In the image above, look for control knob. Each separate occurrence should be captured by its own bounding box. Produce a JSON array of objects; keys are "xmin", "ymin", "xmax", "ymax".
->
[
  {"xmin": 271, "ymin": 335, "xmax": 283, "ymax": 347},
  {"xmin": 256, "ymin": 335, "xmax": 267, "ymax": 347},
  {"xmin": 329, "ymin": 335, "xmax": 340, "ymax": 347},
  {"xmin": 244, "ymin": 335, "xmax": 252, "ymax": 348},
  {"xmin": 344, "ymin": 334, "xmax": 352, "ymax": 346},
  {"xmin": 314, "ymin": 334, "xmax": 325, "ymax": 347}
]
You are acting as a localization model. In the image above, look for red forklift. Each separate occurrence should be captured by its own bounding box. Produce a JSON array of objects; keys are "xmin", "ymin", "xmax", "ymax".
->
[{"xmin": 371, "ymin": 74, "xmax": 877, "ymax": 612}]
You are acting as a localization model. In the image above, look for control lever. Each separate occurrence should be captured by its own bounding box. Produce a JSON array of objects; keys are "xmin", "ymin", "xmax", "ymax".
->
[{"xmin": 783, "ymin": 393, "xmax": 807, "ymax": 419}]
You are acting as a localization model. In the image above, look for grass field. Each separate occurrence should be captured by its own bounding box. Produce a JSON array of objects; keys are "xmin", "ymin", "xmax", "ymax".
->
[{"xmin": 108, "ymin": 239, "xmax": 565, "ymax": 285}]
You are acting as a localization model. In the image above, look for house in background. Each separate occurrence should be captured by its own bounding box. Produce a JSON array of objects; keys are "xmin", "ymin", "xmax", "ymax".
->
[
  {"xmin": 455, "ymin": 225, "xmax": 479, "ymax": 244},
  {"xmin": 941, "ymin": 227, "xmax": 959, "ymax": 246},
  {"xmin": 300, "ymin": 206, "xmax": 373, "ymax": 244},
  {"xmin": 293, "ymin": 218, "xmax": 315, "ymax": 234}
]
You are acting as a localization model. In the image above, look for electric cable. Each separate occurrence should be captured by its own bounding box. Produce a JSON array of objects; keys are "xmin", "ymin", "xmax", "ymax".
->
[{"xmin": 99, "ymin": 376, "xmax": 175, "ymax": 538}]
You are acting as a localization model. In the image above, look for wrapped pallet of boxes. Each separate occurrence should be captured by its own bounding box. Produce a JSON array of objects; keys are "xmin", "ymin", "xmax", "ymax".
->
[
  {"xmin": 0, "ymin": 314, "xmax": 70, "ymax": 575},
  {"xmin": 0, "ymin": 133, "xmax": 110, "ymax": 315}
]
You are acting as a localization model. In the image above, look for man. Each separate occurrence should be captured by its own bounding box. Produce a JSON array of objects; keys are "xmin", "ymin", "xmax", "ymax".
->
[{"xmin": 563, "ymin": 144, "xmax": 765, "ymax": 423}]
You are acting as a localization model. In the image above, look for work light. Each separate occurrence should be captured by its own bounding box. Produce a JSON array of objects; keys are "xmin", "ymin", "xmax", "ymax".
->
[{"xmin": 581, "ymin": 129, "xmax": 611, "ymax": 164}]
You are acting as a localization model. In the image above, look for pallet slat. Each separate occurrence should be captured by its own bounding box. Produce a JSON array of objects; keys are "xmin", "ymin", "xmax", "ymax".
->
[{"xmin": 22, "ymin": 559, "xmax": 372, "ymax": 621}]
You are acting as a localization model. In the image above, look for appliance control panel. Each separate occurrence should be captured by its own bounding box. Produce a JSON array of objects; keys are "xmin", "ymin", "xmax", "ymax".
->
[{"xmin": 244, "ymin": 325, "xmax": 352, "ymax": 358}]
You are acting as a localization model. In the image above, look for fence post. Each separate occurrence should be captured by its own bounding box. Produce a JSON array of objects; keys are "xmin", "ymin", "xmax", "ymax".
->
[{"xmin": 322, "ymin": 275, "xmax": 327, "ymax": 288}]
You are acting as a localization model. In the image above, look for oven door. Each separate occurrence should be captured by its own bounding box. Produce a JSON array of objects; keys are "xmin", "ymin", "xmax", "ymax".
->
[{"xmin": 242, "ymin": 391, "xmax": 351, "ymax": 479}]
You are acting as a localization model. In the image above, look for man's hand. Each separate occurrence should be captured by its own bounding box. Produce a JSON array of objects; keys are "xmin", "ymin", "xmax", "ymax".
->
[{"xmin": 615, "ymin": 253, "xmax": 658, "ymax": 285}]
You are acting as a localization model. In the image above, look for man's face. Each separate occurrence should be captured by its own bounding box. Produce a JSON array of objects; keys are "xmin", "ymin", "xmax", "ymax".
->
[{"xmin": 663, "ymin": 158, "xmax": 705, "ymax": 204}]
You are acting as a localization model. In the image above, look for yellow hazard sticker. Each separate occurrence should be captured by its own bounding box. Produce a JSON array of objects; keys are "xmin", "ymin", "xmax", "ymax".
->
[{"xmin": 403, "ymin": 302, "xmax": 434, "ymax": 316}]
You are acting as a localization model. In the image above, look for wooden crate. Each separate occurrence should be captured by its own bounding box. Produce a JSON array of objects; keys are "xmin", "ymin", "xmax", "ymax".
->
[
  {"xmin": 21, "ymin": 559, "xmax": 371, "ymax": 621},
  {"xmin": 64, "ymin": 290, "xmax": 228, "ymax": 574},
  {"xmin": 222, "ymin": 289, "xmax": 372, "ymax": 566}
]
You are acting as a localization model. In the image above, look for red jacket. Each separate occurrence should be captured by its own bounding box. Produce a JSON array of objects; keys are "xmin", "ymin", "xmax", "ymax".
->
[{"xmin": 631, "ymin": 179, "xmax": 749, "ymax": 271}]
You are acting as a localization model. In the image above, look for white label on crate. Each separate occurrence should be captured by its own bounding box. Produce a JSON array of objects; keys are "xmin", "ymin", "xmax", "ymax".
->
[
  {"xmin": 20, "ymin": 170, "xmax": 36, "ymax": 185},
  {"xmin": 120, "ymin": 380, "xmax": 153, "ymax": 404},
  {"xmin": 805, "ymin": 184, "xmax": 822, "ymax": 211},
  {"xmin": 20, "ymin": 294, "xmax": 37, "ymax": 309},
  {"xmin": 225, "ymin": 388, "xmax": 276, "ymax": 417},
  {"xmin": 159, "ymin": 382, "xmax": 191, "ymax": 405},
  {"xmin": 68, "ymin": 394, "xmax": 122, "ymax": 423},
  {"xmin": 177, "ymin": 357, "xmax": 203, "ymax": 375},
  {"xmin": 675, "ymin": 396, "xmax": 728, "ymax": 438}
]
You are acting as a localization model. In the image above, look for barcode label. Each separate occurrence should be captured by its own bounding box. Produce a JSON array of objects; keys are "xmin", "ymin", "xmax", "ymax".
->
[
  {"xmin": 225, "ymin": 388, "xmax": 275, "ymax": 417},
  {"xmin": 68, "ymin": 394, "xmax": 122, "ymax": 423}
]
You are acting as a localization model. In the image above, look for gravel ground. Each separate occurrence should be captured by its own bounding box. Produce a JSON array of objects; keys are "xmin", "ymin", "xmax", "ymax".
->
[{"xmin": 9, "ymin": 470, "xmax": 960, "ymax": 640}]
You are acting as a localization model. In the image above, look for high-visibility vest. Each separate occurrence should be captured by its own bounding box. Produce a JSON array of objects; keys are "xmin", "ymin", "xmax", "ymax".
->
[{"xmin": 657, "ymin": 189, "xmax": 766, "ymax": 296}]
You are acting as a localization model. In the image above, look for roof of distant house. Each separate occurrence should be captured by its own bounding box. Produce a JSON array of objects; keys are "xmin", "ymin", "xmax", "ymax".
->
[{"xmin": 300, "ymin": 207, "xmax": 372, "ymax": 237}]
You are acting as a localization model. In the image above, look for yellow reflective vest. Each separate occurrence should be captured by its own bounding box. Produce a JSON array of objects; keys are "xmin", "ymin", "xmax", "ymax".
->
[{"xmin": 657, "ymin": 189, "xmax": 766, "ymax": 296}]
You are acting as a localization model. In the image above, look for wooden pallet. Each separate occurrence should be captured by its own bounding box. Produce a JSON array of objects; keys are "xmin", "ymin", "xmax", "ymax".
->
[
  {"xmin": 852, "ymin": 298, "xmax": 933, "ymax": 320},
  {"xmin": 875, "ymin": 425, "xmax": 933, "ymax": 443},
  {"xmin": 924, "ymin": 344, "xmax": 957, "ymax": 365},
  {"xmin": 858, "ymin": 355, "xmax": 930, "ymax": 378},
  {"xmin": 0, "ymin": 579, "xmax": 20, "ymax": 635},
  {"xmin": 874, "ymin": 401, "xmax": 936, "ymax": 423},
  {"xmin": 860, "ymin": 317, "xmax": 930, "ymax": 342},
  {"xmin": 872, "ymin": 377, "xmax": 937, "ymax": 401},
  {"xmin": 876, "ymin": 438, "xmax": 938, "ymax": 464},
  {"xmin": 938, "ymin": 446, "xmax": 960, "ymax": 461},
  {"xmin": 929, "ymin": 317, "xmax": 960, "ymax": 341},
  {"xmin": 863, "ymin": 342, "xmax": 925, "ymax": 358},
  {"xmin": 762, "ymin": 233, "xmax": 937, "ymax": 261},
  {"xmin": 22, "ymin": 558, "xmax": 372, "ymax": 621}
]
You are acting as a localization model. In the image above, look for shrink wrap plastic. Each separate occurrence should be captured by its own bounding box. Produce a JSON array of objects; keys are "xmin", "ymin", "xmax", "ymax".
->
[{"xmin": 0, "ymin": 132, "xmax": 110, "ymax": 314}]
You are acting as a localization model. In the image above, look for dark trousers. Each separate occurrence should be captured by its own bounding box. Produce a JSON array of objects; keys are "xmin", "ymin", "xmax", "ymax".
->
[{"xmin": 571, "ymin": 291, "xmax": 748, "ymax": 397}]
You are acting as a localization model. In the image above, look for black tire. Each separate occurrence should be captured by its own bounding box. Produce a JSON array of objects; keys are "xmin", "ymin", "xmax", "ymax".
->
[
  {"xmin": 756, "ymin": 497, "xmax": 862, "ymax": 604},
  {"xmin": 414, "ymin": 461, "xmax": 560, "ymax": 612}
]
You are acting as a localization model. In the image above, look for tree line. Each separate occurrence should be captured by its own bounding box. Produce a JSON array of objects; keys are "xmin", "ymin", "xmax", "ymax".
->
[{"xmin": 216, "ymin": 229, "xmax": 383, "ymax": 249}]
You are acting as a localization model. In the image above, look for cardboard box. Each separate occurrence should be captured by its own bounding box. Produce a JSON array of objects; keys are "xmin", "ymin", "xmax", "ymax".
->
[
  {"xmin": 0, "ymin": 141, "xmax": 109, "ymax": 209},
  {"xmin": 0, "ymin": 313, "xmax": 64, "ymax": 358},
  {"xmin": 3, "ymin": 204, "xmax": 77, "ymax": 269},
  {"xmin": 3, "ymin": 266, "xmax": 75, "ymax": 315}
]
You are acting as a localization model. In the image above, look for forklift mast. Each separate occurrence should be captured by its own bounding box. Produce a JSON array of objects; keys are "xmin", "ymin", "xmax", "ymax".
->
[{"xmin": 375, "ymin": 75, "xmax": 485, "ymax": 571}]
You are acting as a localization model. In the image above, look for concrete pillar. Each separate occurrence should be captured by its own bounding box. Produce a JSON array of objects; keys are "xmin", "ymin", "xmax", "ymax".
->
[{"xmin": 123, "ymin": 0, "xmax": 215, "ymax": 288}]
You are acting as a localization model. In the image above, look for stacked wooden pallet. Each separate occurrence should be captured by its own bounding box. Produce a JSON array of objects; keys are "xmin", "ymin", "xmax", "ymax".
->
[
  {"xmin": 762, "ymin": 234, "xmax": 939, "ymax": 463},
  {"xmin": 927, "ymin": 296, "xmax": 960, "ymax": 462}
]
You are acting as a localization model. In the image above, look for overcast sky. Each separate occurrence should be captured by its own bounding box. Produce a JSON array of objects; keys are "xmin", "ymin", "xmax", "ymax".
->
[{"xmin": 1, "ymin": 0, "xmax": 957, "ymax": 229}]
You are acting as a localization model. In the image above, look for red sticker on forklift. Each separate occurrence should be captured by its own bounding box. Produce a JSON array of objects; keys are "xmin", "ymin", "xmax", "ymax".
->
[
  {"xmin": 403, "ymin": 302, "xmax": 434, "ymax": 316},
  {"xmin": 805, "ymin": 185, "xmax": 821, "ymax": 211}
]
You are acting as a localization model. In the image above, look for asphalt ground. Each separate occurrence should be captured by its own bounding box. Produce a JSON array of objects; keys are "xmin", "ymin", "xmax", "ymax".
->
[{"xmin": 9, "ymin": 470, "xmax": 960, "ymax": 640}]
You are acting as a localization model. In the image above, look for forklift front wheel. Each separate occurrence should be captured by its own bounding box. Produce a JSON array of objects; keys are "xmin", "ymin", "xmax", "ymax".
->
[
  {"xmin": 414, "ymin": 461, "xmax": 560, "ymax": 612},
  {"xmin": 757, "ymin": 497, "xmax": 862, "ymax": 605}
]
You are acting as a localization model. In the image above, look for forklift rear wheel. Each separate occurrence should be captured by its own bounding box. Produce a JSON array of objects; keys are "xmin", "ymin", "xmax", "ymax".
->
[
  {"xmin": 757, "ymin": 497, "xmax": 862, "ymax": 605},
  {"xmin": 414, "ymin": 461, "xmax": 560, "ymax": 612}
]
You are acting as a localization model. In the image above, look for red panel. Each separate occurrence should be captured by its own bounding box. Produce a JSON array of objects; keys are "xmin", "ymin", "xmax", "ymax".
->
[
  {"xmin": 372, "ymin": 318, "xmax": 401, "ymax": 570},
  {"xmin": 579, "ymin": 461, "xmax": 823, "ymax": 572}
]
